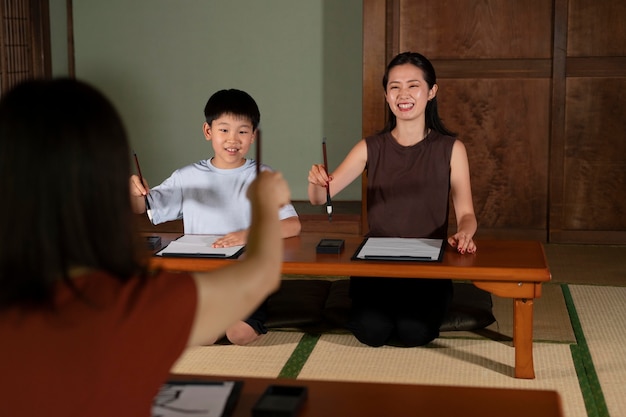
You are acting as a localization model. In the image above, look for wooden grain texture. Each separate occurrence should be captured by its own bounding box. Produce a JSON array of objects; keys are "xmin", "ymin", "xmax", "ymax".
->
[
  {"xmin": 397, "ymin": 0, "xmax": 553, "ymax": 59},
  {"xmin": 170, "ymin": 375, "xmax": 564, "ymax": 417},
  {"xmin": 362, "ymin": 0, "xmax": 387, "ymax": 138},
  {"xmin": 438, "ymin": 78, "xmax": 550, "ymax": 229},
  {"xmin": 563, "ymin": 78, "xmax": 626, "ymax": 230},
  {"xmin": 567, "ymin": 0, "xmax": 626, "ymax": 56}
]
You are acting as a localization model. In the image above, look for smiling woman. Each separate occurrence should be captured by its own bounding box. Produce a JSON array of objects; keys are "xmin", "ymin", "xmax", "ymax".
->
[
  {"xmin": 307, "ymin": 51, "xmax": 478, "ymax": 349},
  {"xmin": 384, "ymin": 65, "xmax": 437, "ymax": 142}
]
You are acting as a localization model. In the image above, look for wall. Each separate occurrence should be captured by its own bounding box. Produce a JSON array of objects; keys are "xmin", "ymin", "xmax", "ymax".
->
[
  {"xmin": 48, "ymin": 0, "xmax": 69, "ymax": 77},
  {"xmin": 63, "ymin": 0, "xmax": 362, "ymax": 201}
]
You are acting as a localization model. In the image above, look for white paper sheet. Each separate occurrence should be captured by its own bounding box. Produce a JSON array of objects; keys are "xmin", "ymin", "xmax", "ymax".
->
[
  {"xmin": 156, "ymin": 235, "xmax": 244, "ymax": 258},
  {"xmin": 152, "ymin": 381, "xmax": 240, "ymax": 417},
  {"xmin": 355, "ymin": 237, "xmax": 444, "ymax": 261}
]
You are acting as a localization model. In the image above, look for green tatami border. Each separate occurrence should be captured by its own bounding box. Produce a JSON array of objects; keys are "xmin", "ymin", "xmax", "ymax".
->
[
  {"xmin": 562, "ymin": 284, "xmax": 609, "ymax": 417},
  {"xmin": 278, "ymin": 333, "xmax": 320, "ymax": 378}
]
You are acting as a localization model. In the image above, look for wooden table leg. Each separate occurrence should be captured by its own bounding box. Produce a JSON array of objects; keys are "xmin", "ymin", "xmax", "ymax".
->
[
  {"xmin": 513, "ymin": 298, "xmax": 535, "ymax": 379},
  {"xmin": 474, "ymin": 282, "xmax": 540, "ymax": 379}
]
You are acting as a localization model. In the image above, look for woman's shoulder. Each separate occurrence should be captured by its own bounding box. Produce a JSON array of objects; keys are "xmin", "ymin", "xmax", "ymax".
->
[
  {"xmin": 364, "ymin": 132, "xmax": 391, "ymax": 151},
  {"xmin": 365, "ymin": 131, "xmax": 390, "ymax": 142},
  {"xmin": 429, "ymin": 130, "xmax": 458, "ymax": 148}
]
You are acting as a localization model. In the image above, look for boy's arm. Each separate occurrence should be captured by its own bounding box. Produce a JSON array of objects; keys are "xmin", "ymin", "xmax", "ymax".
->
[
  {"xmin": 211, "ymin": 215, "xmax": 301, "ymax": 248},
  {"xmin": 280, "ymin": 215, "xmax": 301, "ymax": 238}
]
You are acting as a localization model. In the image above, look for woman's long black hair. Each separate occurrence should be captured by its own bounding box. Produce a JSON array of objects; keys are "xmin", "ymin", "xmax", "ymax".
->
[{"xmin": 0, "ymin": 78, "xmax": 143, "ymax": 309}]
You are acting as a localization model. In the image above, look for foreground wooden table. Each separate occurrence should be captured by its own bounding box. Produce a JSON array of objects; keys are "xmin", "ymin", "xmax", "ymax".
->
[
  {"xmin": 168, "ymin": 374, "xmax": 564, "ymax": 417},
  {"xmin": 149, "ymin": 232, "xmax": 551, "ymax": 379}
]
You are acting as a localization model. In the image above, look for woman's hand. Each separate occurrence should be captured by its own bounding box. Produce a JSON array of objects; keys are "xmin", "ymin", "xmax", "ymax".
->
[
  {"xmin": 308, "ymin": 163, "xmax": 331, "ymax": 188},
  {"xmin": 448, "ymin": 232, "xmax": 476, "ymax": 254}
]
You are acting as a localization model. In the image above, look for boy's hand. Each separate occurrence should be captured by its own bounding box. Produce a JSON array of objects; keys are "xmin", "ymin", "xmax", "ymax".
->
[
  {"xmin": 308, "ymin": 163, "xmax": 332, "ymax": 188},
  {"xmin": 247, "ymin": 171, "xmax": 291, "ymax": 209},
  {"xmin": 212, "ymin": 230, "xmax": 248, "ymax": 248},
  {"xmin": 130, "ymin": 174, "xmax": 150, "ymax": 197}
]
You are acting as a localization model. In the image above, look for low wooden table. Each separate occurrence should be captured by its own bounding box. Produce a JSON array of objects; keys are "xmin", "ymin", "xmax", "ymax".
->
[
  {"xmin": 168, "ymin": 374, "xmax": 564, "ymax": 417},
  {"xmin": 149, "ymin": 232, "xmax": 551, "ymax": 379}
]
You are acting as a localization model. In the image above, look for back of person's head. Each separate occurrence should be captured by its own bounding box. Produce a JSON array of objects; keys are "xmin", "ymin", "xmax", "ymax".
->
[
  {"xmin": 380, "ymin": 51, "xmax": 456, "ymax": 137},
  {"xmin": 203, "ymin": 89, "xmax": 261, "ymax": 130},
  {"xmin": 0, "ymin": 78, "xmax": 141, "ymax": 310}
]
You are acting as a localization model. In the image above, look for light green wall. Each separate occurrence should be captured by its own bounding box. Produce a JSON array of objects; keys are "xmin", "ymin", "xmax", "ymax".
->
[
  {"xmin": 48, "ymin": 0, "xmax": 69, "ymax": 77},
  {"xmin": 63, "ymin": 0, "xmax": 362, "ymax": 201}
]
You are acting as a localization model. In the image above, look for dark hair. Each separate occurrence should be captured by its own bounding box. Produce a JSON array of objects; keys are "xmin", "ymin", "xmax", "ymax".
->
[
  {"xmin": 203, "ymin": 89, "xmax": 261, "ymax": 130},
  {"xmin": 0, "ymin": 78, "xmax": 142, "ymax": 309},
  {"xmin": 380, "ymin": 52, "xmax": 456, "ymax": 137}
]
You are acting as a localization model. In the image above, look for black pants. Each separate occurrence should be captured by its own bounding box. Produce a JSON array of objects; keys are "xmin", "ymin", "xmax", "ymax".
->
[
  {"xmin": 347, "ymin": 277, "xmax": 453, "ymax": 347},
  {"xmin": 244, "ymin": 299, "xmax": 268, "ymax": 335}
]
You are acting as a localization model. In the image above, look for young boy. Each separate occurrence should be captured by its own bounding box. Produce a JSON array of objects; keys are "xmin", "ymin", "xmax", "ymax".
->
[{"xmin": 131, "ymin": 89, "xmax": 301, "ymax": 345}]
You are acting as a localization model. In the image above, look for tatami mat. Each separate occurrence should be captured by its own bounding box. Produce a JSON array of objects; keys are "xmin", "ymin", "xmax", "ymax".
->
[
  {"xmin": 444, "ymin": 283, "xmax": 575, "ymax": 343},
  {"xmin": 570, "ymin": 285, "xmax": 626, "ymax": 417},
  {"xmin": 299, "ymin": 334, "xmax": 585, "ymax": 417},
  {"xmin": 170, "ymin": 332, "xmax": 303, "ymax": 378},
  {"xmin": 166, "ymin": 283, "xmax": 626, "ymax": 417},
  {"xmin": 545, "ymin": 245, "xmax": 626, "ymax": 286}
]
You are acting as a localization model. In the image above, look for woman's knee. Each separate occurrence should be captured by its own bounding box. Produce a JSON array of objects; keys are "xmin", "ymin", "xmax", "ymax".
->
[
  {"xmin": 348, "ymin": 308, "xmax": 393, "ymax": 347},
  {"xmin": 396, "ymin": 321, "xmax": 439, "ymax": 347}
]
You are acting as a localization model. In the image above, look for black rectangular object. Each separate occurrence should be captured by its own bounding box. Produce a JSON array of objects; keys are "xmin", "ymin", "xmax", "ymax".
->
[
  {"xmin": 315, "ymin": 238, "xmax": 345, "ymax": 254},
  {"xmin": 252, "ymin": 385, "xmax": 307, "ymax": 417},
  {"xmin": 145, "ymin": 235, "xmax": 161, "ymax": 250}
]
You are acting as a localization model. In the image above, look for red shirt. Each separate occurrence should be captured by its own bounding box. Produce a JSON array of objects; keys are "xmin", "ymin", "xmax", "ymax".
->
[{"xmin": 0, "ymin": 270, "xmax": 197, "ymax": 417}]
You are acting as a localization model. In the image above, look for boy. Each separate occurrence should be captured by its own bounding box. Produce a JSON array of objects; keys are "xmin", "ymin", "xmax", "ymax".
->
[{"xmin": 131, "ymin": 89, "xmax": 301, "ymax": 345}]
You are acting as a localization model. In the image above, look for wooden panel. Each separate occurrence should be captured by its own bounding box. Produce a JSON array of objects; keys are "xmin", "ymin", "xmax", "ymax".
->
[
  {"xmin": 548, "ymin": 0, "xmax": 569, "ymax": 238},
  {"xmin": 552, "ymin": 0, "xmax": 626, "ymax": 242},
  {"xmin": 567, "ymin": 0, "xmax": 626, "ymax": 56},
  {"xmin": 433, "ymin": 59, "xmax": 552, "ymax": 79},
  {"xmin": 562, "ymin": 78, "xmax": 626, "ymax": 230},
  {"xmin": 567, "ymin": 57, "xmax": 626, "ymax": 78},
  {"xmin": 362, "ymin": 0, "xmax": 388, "ymax": 234},
  {"xmin": 397, "ymin": 0, "xmax": 553, "ymax": 59},
  {"xmin": 362, "ymin": 0, "xmax": 387, "ymax": 138},
  {"xmin": 438, "ymin": 79, "xmax": 550, "ymax": 230}
]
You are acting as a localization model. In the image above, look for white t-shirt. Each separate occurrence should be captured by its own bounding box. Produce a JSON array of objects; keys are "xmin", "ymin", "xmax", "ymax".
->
[{"xmin": 148, "ymin": 158, "xmax": 298, "ymax": 234}]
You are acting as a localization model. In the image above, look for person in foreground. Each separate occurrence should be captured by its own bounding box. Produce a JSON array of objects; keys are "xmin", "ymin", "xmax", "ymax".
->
[
  {"xmin": 0, "ymin": 78, "xmax": 289, "ymax": 417},
  {"xmin": 130, "ymin": 88, "xmax": 300, "ymax": 345},
  {"xmin": 308, "ymin": 52, "xmax": 478, "ymax": 348}
]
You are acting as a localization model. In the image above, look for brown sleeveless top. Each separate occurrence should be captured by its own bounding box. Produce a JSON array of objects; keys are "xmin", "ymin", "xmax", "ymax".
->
[{"xmin": 365, "ymin": 131, "xmax": 456, "ymax": 239}]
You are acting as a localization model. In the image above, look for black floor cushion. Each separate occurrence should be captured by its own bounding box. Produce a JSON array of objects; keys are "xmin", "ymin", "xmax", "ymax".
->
[{"xmin": 266, "ymin": 279, "xmax": 495, "ymax": 333}]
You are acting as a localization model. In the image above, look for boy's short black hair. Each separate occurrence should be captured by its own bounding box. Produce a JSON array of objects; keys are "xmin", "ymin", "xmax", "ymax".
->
[{"xmin": 203, "ymin": 89, "xmax": 260, "ymax": 130}]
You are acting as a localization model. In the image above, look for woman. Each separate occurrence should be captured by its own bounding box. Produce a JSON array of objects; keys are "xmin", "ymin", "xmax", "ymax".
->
[
  {"xmin": 0, "ymin": 78, "xmax": 289, "ymax": 416},
  {"xmin": 308, "ymin": 52, "xmax": 477, "ymax": 347}
]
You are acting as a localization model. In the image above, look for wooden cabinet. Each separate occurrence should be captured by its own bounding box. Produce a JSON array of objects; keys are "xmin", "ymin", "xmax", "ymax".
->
[{"xmin": 363, "ymin": 0, "xmax": 626, "ymax": 244}]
